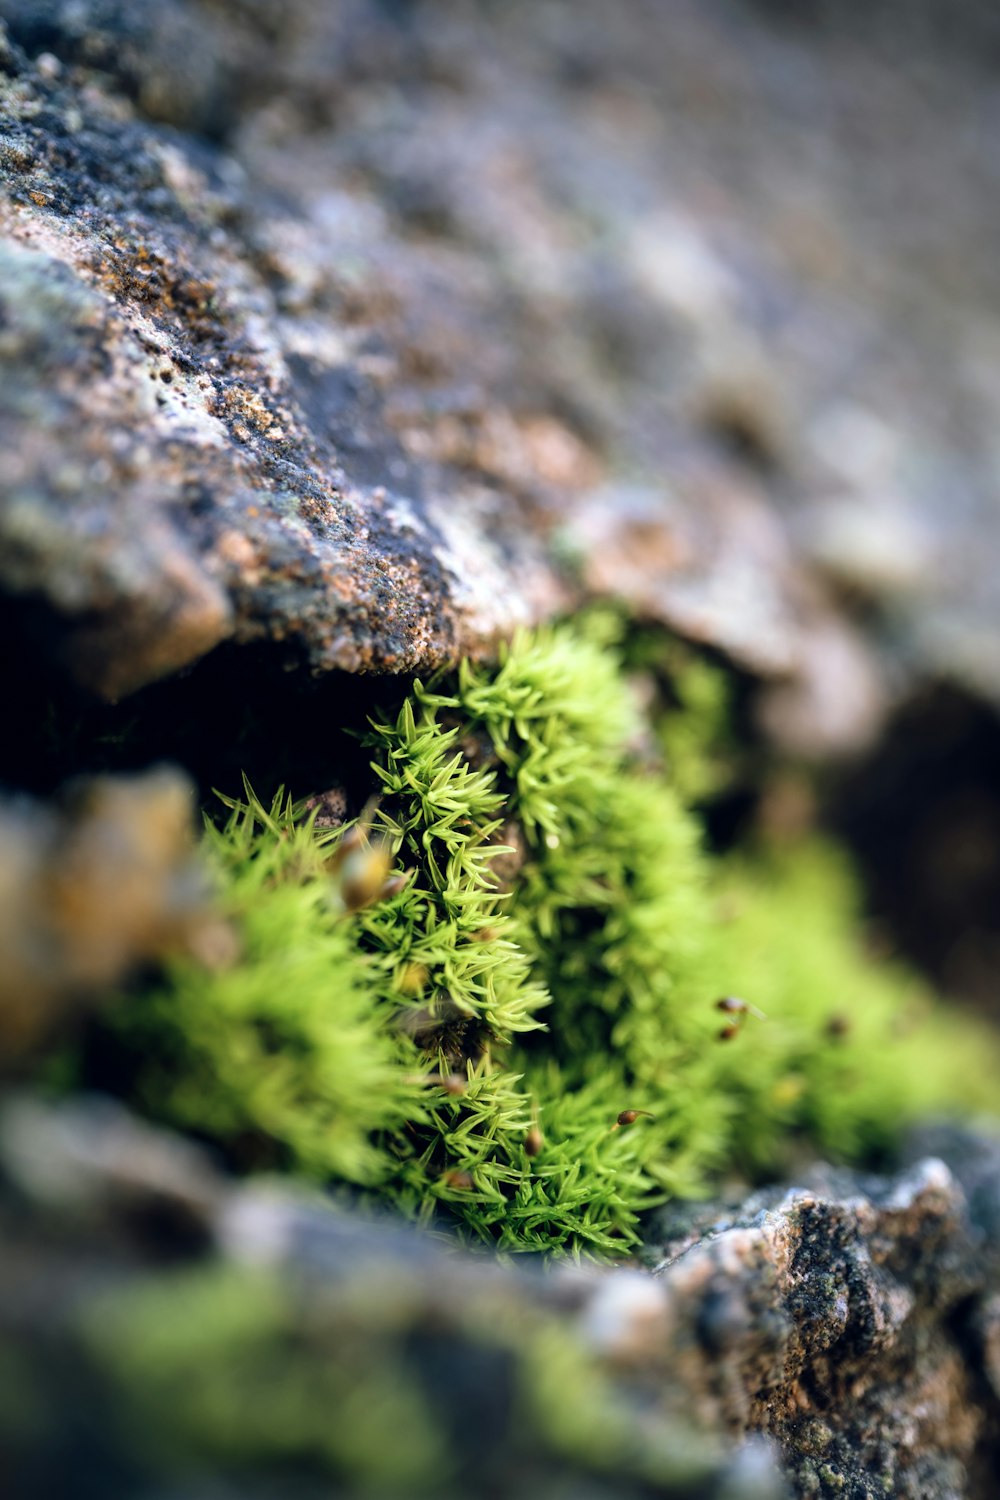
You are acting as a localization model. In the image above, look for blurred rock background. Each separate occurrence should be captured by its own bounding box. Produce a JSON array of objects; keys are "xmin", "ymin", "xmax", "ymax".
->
[
  {"xmin": 2, "ymin": 1, "xmax": 1000, "ymax": 1495},
  {"xmin": 4, "ymin": 0, "xmax": 1000, "ymax": 1006}
]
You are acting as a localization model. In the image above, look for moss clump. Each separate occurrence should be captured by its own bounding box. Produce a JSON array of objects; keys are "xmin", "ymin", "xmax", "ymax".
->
[
  {"xmin": 707, "ymin": 840, "xmax": 999, "ymax": 1169},
  {"xmin": 110, "ymin": 794, "xmax": 425, "ymax": 1185},
  {"xmin": 95, "ymin": 617, "xmax": 1000, "ymax": 1256}
]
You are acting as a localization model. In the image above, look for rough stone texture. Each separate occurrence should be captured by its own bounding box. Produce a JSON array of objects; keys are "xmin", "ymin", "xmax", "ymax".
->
[
  {"xmin": 2, "ymin": 8, "xmax": 999, "ymax": 1495},
  {"xmin": 2, "ymin": 1093, "xmax": 999, "ymax": 1499},
  {"xmin": 5, "ymin": 1, "xmax": 1000, "ymax": 748},
  {"xmin": 635, "ymin": 1145, "xmax": 1000, "ymax": 1498},
  {"xmin": 0, "ymin": 10, "xmax": 567, "ymax": 698}
]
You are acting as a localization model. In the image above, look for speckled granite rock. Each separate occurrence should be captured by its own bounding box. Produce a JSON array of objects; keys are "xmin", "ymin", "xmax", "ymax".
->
[
  {"xmin": 9, "ymin": 1, "xmax": 1000, "ymax": 750},
  {"xmin": 634, "ymin": 1144, "xmax": 1000, "ymax": 1498},
  {"xmin": 0, "ymin": 24, "xmax": 566, "ymax": 695}
]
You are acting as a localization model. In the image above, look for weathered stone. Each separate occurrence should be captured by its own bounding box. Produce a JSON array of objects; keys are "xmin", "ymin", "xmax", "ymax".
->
[
  {"xmin": 639, "ymin": 1149, "xmax": 1000, "ymax": 1498},
  {"xmin": 3, "ymin": 1093, "xmax": 999, "ymax": 1498},
  {"xmin": 1, "ymin": 11, "xmax": 999, "ymax": 1498},
  {"xmin": 0, "ymin": 1090, "xmax": 221, "ymax": 1250},
  {"xmin": 0, "ymin": 1092, "xmax": 787, "ymax": 1500},
  {"xmin": 9, "ymin": 0, "xmax": 1000, "ymax": 748},
  {"xmin": 0, "ymin": 19, "xmax": 567, "ymax": 698},
  {"xmin": 0, "ymin": 769, "xmax": 226, "ymax": 1059}
]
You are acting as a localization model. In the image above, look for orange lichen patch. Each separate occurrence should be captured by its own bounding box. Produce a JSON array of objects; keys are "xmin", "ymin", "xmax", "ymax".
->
[
  {"xmin": 214, "ymin": 529, "xmax": 262, "ymax": 579},
  {"xmin": 91, "ymin": 241, "xmax": 224, "ymax": 348},
  {"xmin": 215, "ymin": 383, "xmax": 289, "ymax": 442}
]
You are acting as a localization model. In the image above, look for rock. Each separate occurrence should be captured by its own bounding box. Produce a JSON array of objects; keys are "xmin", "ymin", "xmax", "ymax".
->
[
  {"xmin": 1, "ymin": 10, "xmax": 999, "ymax": 1495},
  {"xmin": 640, "ymin": 1149, "xmax": 1000, "ymax": 1498},
  {"xmin": 0, "ymin": 1090, "xmax": 222, "ymax": 1252},
  {"xmin": 0, "ymin": 1092, "xmax": 787, "ymax": 1500},
  {"xmin": 0, "ymin": 19, "xmax": 566, "ymax": 698},
  {"xmin": 0, "ymin": 769, "xmax": 225, "ymax": 1059},
  {"xmin": 9, "ymin": 0, "xmax": 1000, "ymax": 750},
  {"xmin": 2, "ymin": 1093, "xmax": 999, "ymax": 1498}
]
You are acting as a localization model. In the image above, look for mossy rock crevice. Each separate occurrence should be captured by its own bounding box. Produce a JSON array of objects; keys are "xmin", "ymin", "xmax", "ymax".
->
[{"xmin": 92, "ymin": 618, "xmax": 1000, "ymax": 1255}]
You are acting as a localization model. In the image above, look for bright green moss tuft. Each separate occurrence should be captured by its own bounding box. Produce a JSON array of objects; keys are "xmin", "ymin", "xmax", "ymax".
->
[
  {"xmin": 99, "ymin": 618, "xmax": 1000, "ymax": 1256},
  {"xmin": 112, "ymin": 789, "xmax": 426, "ymax": 1185}
]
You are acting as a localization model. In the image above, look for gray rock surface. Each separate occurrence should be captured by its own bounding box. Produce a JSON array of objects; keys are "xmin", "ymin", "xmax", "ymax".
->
[
  {"xmin": 3, "ymin": 1093, "xmax": 999, "ymax": 1499},
  {"xmin": 0, "ymin": 26, "xmax": 564, "ymax": 695},
  {"xmin": 6, "ymin": 1, "xmax": 1000, "ymax": 751},
  {"xmin": 0, "ymin": 1092, "xmax": 786, "ymax": 1500}
]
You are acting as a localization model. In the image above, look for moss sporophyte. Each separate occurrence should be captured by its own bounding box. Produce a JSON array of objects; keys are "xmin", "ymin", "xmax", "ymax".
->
[{"xmin": 98, "ymin": 617, "xmax": 1000, "ymax": 1256}]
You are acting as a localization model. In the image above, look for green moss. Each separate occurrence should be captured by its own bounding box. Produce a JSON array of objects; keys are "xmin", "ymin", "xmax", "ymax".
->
[
  {"xmin": 707, "ymin": 840, "xmax": 1000, "ymax": 1170},
  {"xmin": 622, "ymin": 626, "xmax": 738, "ymax": 804},
  {"xmin": 114, "ymin": 791, "xmax": 425, "ymax": 1185},
  {"xmin": 68, "ymin": 1257, "xmax": 727, "ymax": 1498},
  {"xmin": 97, "ymin": 616, "xmax": 1000, "ymax": 1256},
  {"xmin": 77, "ymin": 1264, "xmax": 447, "ymax": 1489}
]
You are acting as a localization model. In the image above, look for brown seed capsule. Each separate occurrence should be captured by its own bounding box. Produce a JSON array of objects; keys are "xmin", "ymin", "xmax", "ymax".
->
[
  {"xmin": 616, "ymin": 1109, "xmax": 654, "ymax": 1127},
  {"xmin": 715, "ymin": 996, "xmax": 766, "ymax": 1020},
  {"xmin": 440, "ymin": 1169, "xmax": 475, "ymax": 1192},
  {"xmin": 328, "ymin": 822, "xmax": 363, "ymax": 864},
  {"xmin": 524, "ymin": 1125, "xmax": 545, "ymax": 1157},
  {"xmin": 379, "ymin": 872, "xmax": 411, "ymax": 902},
  {"xmin": 338, "ymin": 841, "xmax": 395, "ymax": 912},
  {"xmin": 324, "ymin": 799, "xmax": 410, "ymax": 913},
  {"xmin": 438, "ymin": 1073, "xmax": 468, "ymax": 1096},
  {"xmin": 718, "ymin": 1022, "xmax": 741, "ymax": 1041},
  {"xmin": 340, "ymin": 824, "xmax": 364, "ymax": 854},
  {"xmin": 398, "ymin": 961, "xmax": 429, "ymax": 996}
]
